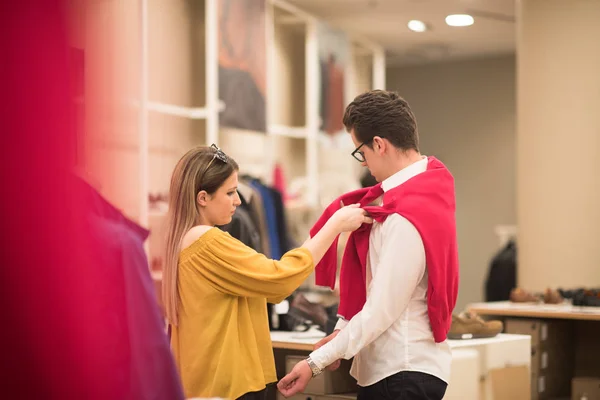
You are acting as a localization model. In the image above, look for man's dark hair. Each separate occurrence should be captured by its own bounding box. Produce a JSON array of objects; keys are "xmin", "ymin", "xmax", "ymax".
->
[{"xmin": 342, "ymin": 90, "xmax": 419, "ymax": 152}]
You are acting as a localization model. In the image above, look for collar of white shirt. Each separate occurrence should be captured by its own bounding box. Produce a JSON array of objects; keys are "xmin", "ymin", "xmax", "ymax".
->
[{"xmin": 381, "ymin": 156, "xmax": 428, "ymax": 193}]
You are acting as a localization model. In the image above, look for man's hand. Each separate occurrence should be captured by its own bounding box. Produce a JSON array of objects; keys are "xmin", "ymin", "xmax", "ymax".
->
[
  {"xmin": 277, "ymin": 360, "xmax": 312, "ymax": 398},
  {"xmin": 314, "ymin": 330, "xmax": 341, "ymax": 371}
]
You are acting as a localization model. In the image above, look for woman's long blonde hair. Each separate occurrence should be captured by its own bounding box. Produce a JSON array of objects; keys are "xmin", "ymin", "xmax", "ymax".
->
[{"xmin": 163, "ymin": 145, "xmax": 238, "ymax": 326}]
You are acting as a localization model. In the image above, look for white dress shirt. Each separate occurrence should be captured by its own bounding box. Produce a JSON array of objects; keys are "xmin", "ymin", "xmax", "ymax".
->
[{"xmin": 309, "ymin": 156, "xmax": 452, "ymax": 387}]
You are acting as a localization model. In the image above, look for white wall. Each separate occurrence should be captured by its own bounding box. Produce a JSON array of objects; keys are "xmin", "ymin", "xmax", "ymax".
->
[{"xmin": 387, "ymin": 55, "xmax": 516, "ymax": 312}]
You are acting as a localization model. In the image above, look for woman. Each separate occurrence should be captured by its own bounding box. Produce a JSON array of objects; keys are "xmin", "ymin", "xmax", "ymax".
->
[{"xmin": 163, "ymin": 145, "xmax": 371, "ymax": 400}]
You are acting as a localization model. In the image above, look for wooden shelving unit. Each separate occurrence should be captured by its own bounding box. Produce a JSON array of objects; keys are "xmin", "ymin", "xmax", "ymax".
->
[{"xmin": 77, "ymin": 0, "xmax": 387, "ymax": 280}]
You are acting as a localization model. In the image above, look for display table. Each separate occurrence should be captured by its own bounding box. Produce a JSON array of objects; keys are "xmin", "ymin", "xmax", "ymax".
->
[
  {"xmin": 270, "ymin": 330, "xmax": 532, "ymax": 400},
  {"xmin": 271, "ymin": 329, "xmax": 531, "ymax": 352},
  {"xmin": 468, "ymin": 300, "xmax": 600, "ymax": 321},
  {"xmin": 467, "ymin": 301, "xmax": 600, "ymax": 399},
  {"xmin": 271, "ymin": 329, "xmax": 325, "ymax": 351}
]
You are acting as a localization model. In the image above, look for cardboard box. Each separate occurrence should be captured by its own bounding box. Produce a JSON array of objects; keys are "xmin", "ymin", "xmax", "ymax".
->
[
  {"xmin": 285, "ymin": 355, "xmax": 358, "ymax": 395},
  {"xmin": 489, "ymin": 365, "xmax": 530, "ymax": 400},
  {"xmin": 572, "ymin": 377, "xmax": 600, "ymax": 400},
  {"xmin": 450, "ymin": 334, "xmax": 531, "ymax": 400}
]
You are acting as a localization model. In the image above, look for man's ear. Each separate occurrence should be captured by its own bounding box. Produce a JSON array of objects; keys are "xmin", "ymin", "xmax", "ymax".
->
[
  {"xmin": 197, "ymin": 190, "xmax": 209, "ymax": 207},
  {"xmin": 373, "ymin": 136, "xmax": 386, "ymax": 155}
]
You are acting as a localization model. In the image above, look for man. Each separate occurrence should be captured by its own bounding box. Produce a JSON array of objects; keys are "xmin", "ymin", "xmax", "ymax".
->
[{"xmin": 278, "ymin": 90, "xmax": 459, "ymax": 400}]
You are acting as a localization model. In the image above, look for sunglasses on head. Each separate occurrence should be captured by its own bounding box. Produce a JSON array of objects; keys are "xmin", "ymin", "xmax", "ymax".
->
[
  {"xmin": 198, "ymin": 144, "xmax": 229, "ymax": 189},
  {"xmin": 209, "ymin": 144, "xmax": 228, "ymax": 163}
]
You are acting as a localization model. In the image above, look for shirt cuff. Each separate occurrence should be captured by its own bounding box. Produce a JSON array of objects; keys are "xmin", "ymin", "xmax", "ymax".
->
[
  {"xmin": 309, "ymin": 346, "xmax": 332, "ymax": 371},
  {"xmin": 309, "ymin": 332, "xmax": 346, "ymax": 370},
  {"xmin": 334, "ymin": 317, "xmax": 348, "ymax": 331}
]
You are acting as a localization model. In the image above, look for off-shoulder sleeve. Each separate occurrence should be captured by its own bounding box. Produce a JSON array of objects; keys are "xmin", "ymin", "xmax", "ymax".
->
[{"xmin": 180, "ymin": 228, "xmax": 314, "ymax": 300}]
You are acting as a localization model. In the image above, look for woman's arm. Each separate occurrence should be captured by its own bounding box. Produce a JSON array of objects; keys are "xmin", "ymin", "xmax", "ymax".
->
[{"xmin": 186, "ymin": 204, "xmax": 370, "ymax": 299}]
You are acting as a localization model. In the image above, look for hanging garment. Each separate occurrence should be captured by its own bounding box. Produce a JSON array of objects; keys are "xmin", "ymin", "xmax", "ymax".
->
[
  {"xmin": 272, "ymin": 163, "xmax": 288, "ymax": 203},
  {"xmin": 240, "ymin": 179, "xmax": 271, "ymax": 257},
  {"xmin": 77, "ymin": 178, "xmax": 184, "ymax": 399},
  {"xmin": 269, "ymin": 187, "xmax": 292, "ymax": 254},
  {"xmin": 485, "ymin": 240, "xmax": 517, "ymax": 302},
  {"xmin": 248, "ymin": 180, "xmax": 281, "ymax": 259},
  {"xmin": 88, "ymin": 215, "xmax": 184, "ymax": 399},
  {"xmin": 0, "ymin": 2, "xmax": 182, "ymax": 396}
]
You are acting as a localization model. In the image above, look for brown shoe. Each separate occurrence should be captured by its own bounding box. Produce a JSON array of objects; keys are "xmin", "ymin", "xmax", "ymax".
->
[
  {"xmin": 543, "ymin": 288, "xmax": 563, "ymax": 304},
  {"xmin": 448, "ymin": 311, "xmax": 503, "ymax": 340},
  {"xmin": 288, "ymin": 293, "xmax": 329, "ymax": 331},
  {"xmin": 510, "ymin": 288, "xmax": 542, "ymax": 303}
]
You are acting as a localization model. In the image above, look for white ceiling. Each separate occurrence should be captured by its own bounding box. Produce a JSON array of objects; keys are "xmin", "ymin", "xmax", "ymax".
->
[{"xmin": 286, "ymin": 0, "xmax": 516, "ymax": 66}]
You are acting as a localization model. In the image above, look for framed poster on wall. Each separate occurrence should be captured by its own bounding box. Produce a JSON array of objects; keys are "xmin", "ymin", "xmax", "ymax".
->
[
  {"xmin": 218, "ymin": 0, "xmax": 267, "ymax": 132},
  {"xmin": 317, "ymin": 22, "xmax": 349, "ymax": 139}
]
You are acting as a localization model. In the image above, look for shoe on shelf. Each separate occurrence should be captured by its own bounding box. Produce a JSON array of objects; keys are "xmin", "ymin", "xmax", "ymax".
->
[
  {"xmin": 448, "ymin": 311, "xmax": 503, "ymax": 340},
  {"xmin": 509, "ymin": 288, "xmax": 542, "ymax": 303},
  {"xmin": 543, "ymin": 288, "xmax": 563, "ymax": 304},
  {"xmin": 287, "ymin": 293, "xmax": 329, "ymax": 332}
]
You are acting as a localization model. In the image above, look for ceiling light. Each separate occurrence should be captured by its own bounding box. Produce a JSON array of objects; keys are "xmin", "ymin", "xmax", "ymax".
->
[
  {"xmin": 445, "ymin": 14, "xmax": 474, "ymax": 27},
  {"xmin": 407, "ymin": 20, "xmax": 427, "ymax": 33}
]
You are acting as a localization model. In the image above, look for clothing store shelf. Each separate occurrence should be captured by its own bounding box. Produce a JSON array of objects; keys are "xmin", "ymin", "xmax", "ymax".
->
[
  {"xmin": 145, "ymin": 101, "xmax": 225, "ymax": 120},
  {"xmin": 268, "ymin": 124, "xmax": 308, "ymax": 139},
  {"xmin": 147, "ymin": 102, "xmax": 206, "ymax": 119},
  {"xmin": 271, "ymin": 0, "xmax": 316, "ymax": 24}
]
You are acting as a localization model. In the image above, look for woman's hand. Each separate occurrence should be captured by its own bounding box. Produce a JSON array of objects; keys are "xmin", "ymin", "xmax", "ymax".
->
[{"xmin": 329, "ymin": 204, "xmax": 373, "ymax": 233}]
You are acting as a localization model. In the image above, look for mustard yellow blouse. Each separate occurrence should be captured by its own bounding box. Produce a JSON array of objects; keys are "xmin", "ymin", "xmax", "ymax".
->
[{"xmin": 171, "ymin": 227, "xmax": 314, "ymax": 400}]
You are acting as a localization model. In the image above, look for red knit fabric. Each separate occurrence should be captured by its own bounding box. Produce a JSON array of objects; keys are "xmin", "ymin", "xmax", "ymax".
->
[
  {"xmin": 272, "ymin": 162, "xmax": 288, "ymax": 203},
  {"xmin": 309, "ymin": 157, "xmax": 459, "ymax": 342}
]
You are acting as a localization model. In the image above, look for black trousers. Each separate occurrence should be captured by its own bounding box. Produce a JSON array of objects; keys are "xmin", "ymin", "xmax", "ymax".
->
[
  {"xmin": 357, "ymin": 371, "xmax": 447, "ymax": 400},
  {"xmin": 236, "ymin": 387, "xmax": 268, "ymax": 400}
]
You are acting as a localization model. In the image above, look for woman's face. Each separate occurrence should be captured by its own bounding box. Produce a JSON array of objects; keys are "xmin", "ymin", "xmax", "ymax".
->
[{"xmin": 200, "ymin": 171, "xmax": 242, "ymax": 226}]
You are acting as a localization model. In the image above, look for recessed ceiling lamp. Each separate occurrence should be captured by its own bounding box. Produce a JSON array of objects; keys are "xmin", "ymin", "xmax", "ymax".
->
[
  {"xmin": 407, "ymin": 20, "xmax": 428, "ymax": 32},
  {"xmin": 445, "ymin": 14, "xmax": 474, "ymax": 27}
]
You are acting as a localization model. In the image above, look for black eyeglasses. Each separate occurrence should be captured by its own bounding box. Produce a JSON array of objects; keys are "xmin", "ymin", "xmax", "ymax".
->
[
  {"xmin": 353, "ymin": 138, "xmax": 378, "ymax": 163},
  {"xmin": 351, "ymin": 136, "xmax": 384, "ymax": 162},
  {"xmin": 351, "ymin": 142, "xmax": 368, "ymax": 162},
  {"xmin": 199, "ymin": 144, "xmax": 229, "ymax": 188}
]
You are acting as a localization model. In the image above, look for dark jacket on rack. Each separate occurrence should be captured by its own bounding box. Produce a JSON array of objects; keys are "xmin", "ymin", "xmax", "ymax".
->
[
  {"xmin": 485, "ymin": 240, "xmax": 517, "ymax": 302},
  {"xmin": 248, "ymin": 179, "xmax": 282, "ymax": 259}
]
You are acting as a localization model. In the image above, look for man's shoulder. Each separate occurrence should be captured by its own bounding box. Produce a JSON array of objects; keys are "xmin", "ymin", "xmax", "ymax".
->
[
  {"xmin": 378, "ymin": 213, "xmax": 426, "ymax": 252},
  {"xmin": 381, "ymin": 213, "xmax": 420, "ymax": 236}
]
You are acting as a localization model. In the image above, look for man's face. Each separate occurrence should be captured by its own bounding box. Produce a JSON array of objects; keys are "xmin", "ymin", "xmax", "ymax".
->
[{"xmin": 350, "ymin": 129, "xmax": 382, "ymax": 182}]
